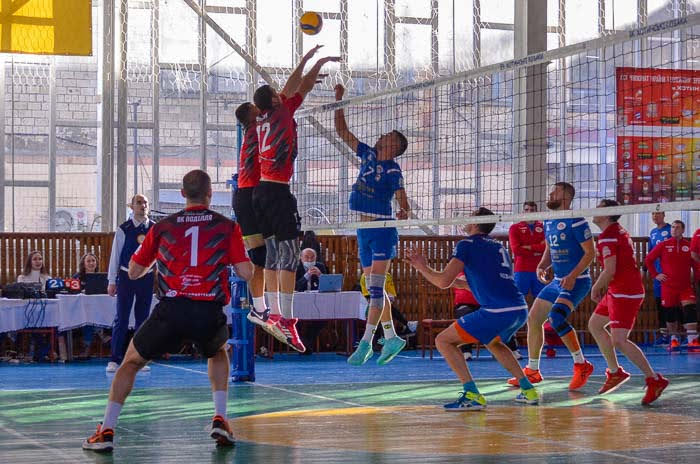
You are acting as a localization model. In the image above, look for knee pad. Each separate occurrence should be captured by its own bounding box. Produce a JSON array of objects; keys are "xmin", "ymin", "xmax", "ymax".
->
[
  {"xmin": 682, "ymin": 304, "xmax": 697, "ymax": 324},
  {"xmin": 264, "ymin": 237, "xmax": 279, "ymax": 270},
  {"xmin": 548, "ymin": 303, "xmax": 573, "ymax": 337},
  {"xmin": 278, "ymin": 239, "xmax": 300, "ymax": 272},
  {"xmin": 367, "ymin": 273, "xmax": 386, "ymax": 310},
  {"xmin": 248, "ymin": 245, "xmax": 267, "ymax": 268}
]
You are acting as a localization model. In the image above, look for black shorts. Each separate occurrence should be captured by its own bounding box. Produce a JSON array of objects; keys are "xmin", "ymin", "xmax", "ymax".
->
[
  {"xmin": 133, "ymin": 298, "xmax": 228, "ymax": 360},
  {"xmin": 233, "ymin": 187, "xmax": 260, "ymax": 237},
  {"xmin": 252, "ymin": 181, "xmax": 300, "ymax": 241}
]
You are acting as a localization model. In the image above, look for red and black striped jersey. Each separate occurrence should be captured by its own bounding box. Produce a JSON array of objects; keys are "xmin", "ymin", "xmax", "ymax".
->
[
  {"xmin": 238, "ymin": 124, "xmax": 260, "ymax": 189},
  {"xmin": 256, "ymin": 93, "xmax": 303, "ymax": 183},
  {"xmin": 132, "ymin": 206, "xmax": 249, "ymax": 304}
]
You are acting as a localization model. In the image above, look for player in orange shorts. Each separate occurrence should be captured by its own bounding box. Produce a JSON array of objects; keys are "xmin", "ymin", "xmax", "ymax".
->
[{"xmin": 588, "ymin": 200, "xmax": 669, "ymax": 405}]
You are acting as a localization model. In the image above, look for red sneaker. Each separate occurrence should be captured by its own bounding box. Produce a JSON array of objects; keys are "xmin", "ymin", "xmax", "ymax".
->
[
  {"xmin": 275, "ymin": 317, "xmax": 306, "ymax": 353},
  {"xmin": 669, "ymin": 339, "xmax": 681, "ymax": 351},
  {"xmin": 210, "ymin": 415, "xmax": 235, "ymax": 446},
  {"xmin": 248, "ymin": 309, "xmax": 287, "ymax": 344},
  {"xmin": 598, "ymin": 367, "xmax": 631, "ymax": 395},
  {"xmin": 688, "ymin": 339, "xmax": 700, "ymax": 351},
  {"xmin": 82, "ymin": 423, "xmax": 114, "ymax": 452},
  {"xmin": 569, "ymin": 360, "xmax": 594, "ymax": 391},
  {"xmin": 507, "ymin": 366, "xmax": 543, "ymax": 387},
  {"xmin": 642, "ymin": 373, "xmax": 669, "ymax": 405}
]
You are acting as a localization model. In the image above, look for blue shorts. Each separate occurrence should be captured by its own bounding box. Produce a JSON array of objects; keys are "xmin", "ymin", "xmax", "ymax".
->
[
  {"xmin": 514, "ymin": 272, "xmax": 545, "ymax": 298},
  {"xmin": 536, "ymin": 276, "xmax": 592, "ymax": 308},
  {"xmin": 457, "ymin": 308, "xmax": 528, "ymax": 345},
  {"xmin": 357, "ymin": 226, "xmax": 398, "ymax": 268}
]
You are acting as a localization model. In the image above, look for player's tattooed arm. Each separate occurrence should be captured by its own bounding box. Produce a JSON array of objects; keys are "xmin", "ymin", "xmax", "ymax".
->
[{"xmin": 333, "ymin": 84, "xmax": 360, "ymax": 151}]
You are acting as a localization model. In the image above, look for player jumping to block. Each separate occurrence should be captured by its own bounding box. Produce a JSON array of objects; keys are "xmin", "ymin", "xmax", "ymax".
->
[
  {"xmin": 334, "ymin": 83, "xmax": 412, "ymax": 365},
  {"xmin": 252, "ymin": 46, "xmax": 339, "ymax": 352},
  {"xmin": 508, "ymin": 182, "xmax": 596, "ymax": 390},
  {"xmin": 406, "ymin": 207, "xmax": 539, "ymax": 410},
  {"xmin": 588, "ymin": 199, "xmax": 669, "ymax": 404}
]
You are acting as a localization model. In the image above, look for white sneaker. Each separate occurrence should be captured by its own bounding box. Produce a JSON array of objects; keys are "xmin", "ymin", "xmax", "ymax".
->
[
  {"xmin": 106, "ymin": 362, "xmax": 119, "ymax": 373},
  {"xmin": 407, "ymin": 321, "xmax": 418, "ymax": 333},
  {"xmin": 140, "ymin": 364, "xmax": 151, "ymax": 372},
  {"xmin": 463, "ymin": 351, "xmax": 472, "ymax": 361}
]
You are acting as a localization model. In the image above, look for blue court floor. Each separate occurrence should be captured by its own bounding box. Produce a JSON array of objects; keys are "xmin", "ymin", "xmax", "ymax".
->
[{"xmin": 1, "ymin": 347, "xmax": 699, "ymax": 463}]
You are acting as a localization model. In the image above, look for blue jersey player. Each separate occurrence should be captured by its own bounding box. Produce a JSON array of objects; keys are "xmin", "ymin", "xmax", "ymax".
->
[
  {"xmin": 407, "ymin": 207, "xmax": 539, "ymax": 410},
  {"xmin": 334, "ymin": 84, "xmax": 412, "ymax": 366},
  {"xmin": 508, "ymin": 182, "xmax": 596, "ymax": 391},
  {"xmin": 648, "ymin": 212, "xmax": 671, "ymax": 345}
]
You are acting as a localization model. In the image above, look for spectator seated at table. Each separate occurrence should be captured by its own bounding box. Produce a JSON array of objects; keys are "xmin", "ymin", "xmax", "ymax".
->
[
  {"xmin": 17, "ymin": 251, "xmax": 51, "ymax": 290},
  {"xmin": 72, "ymin": 253, "xmax": 108, "ymax": 358},
  {"xmin": 295, "ymin": 248, "xmax": 328, "ymax": 292}
]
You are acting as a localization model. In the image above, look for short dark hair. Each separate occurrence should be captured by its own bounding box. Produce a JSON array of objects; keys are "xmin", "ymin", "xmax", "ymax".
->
[
  {"xmin": 554, "ymin": 181, "xmax": 576, "ymax": 199},
  {"xmin": 253, "ymin": 85, "xmax": 275, "ymax": 112},
  {"xmin": 235, "ymin": 102, "xmax": 254, "ymax": 126},
  {"xmin": 182, "ymin": 169, "xmax": 211, "ymax": 202},
  {"xmin": 523, "ymin": 201, "xmax": 537, "ymax": 211},
  {"xmin": 598, "ymin": 199, "xmax": 621, "ymax": 222},
  {"xmin": 673, "ymin": 219, "xmax": 685, "ymax": 230},
  {"xmin": 392, "ymin": 130, "xmax": 408, "ymax": 157},
  {"xmin": 473, "ymin": 206, "xmax": 496, "ymax": 235}
]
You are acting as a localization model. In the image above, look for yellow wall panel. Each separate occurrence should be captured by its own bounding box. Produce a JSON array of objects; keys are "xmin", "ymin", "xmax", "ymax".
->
[{"xmin": 0, "ymin": 0, "xmax": 92, "ymax": 56}]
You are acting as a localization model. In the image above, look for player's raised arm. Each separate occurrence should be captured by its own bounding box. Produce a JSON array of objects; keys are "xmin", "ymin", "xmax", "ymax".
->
[
  {"xmin": 333, "ymin": 84, "xmax": 359, "ymax": 151},
  {"xmin": 281, "ymin": 44, "xmax": 323, "ymax": 98},
  {"xmin": 298, "ymin": 56, "xmax": 340, "ymax": 98}
]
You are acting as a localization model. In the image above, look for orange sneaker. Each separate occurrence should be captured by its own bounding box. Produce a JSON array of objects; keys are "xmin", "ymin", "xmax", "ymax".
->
[
  {"xmin": 82, "ymin": 423, "xmax": 114, "ymax": 452},
  {"xmin": 569, "ymin": 360, "xmax": 594, "ymax": 390},
  {"xmin": 669, "ymin": 338, "xmax": 681, "ymax": 351},
  {"xmin": 507, "ymin": 366, "xmax": 543, "ymax": 387},
  {"xmin": 210, "ymin": 415, "xmax": 235, "ymax": 446},
  {"xmin": 642, "ymin": 373, "xmax": 669, "ymax": 405},
  {"xmin": 688, "ymin": 339, "xmax": 700, "ymax": 351},
  {"xmin": 598, "ymin": 367, "xmax": 631, "ymax": 395}
]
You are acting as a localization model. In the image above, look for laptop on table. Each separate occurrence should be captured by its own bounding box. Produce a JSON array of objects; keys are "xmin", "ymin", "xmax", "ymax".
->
[
  {"xmin": 84, "ymin": 273, "xmax": 109, "ymax": 295},
  {"xmin": 318, "ymin": 274, "xmax": 343, "ymax": 292}
]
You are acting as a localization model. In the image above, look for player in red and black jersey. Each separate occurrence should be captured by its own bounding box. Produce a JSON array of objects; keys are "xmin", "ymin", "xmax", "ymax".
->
[
  {"xmin": 588, "ymin": 199, "xmax": 668, "ymax": 404},
  {"xmin": 251, "ymin": 45, "xmax": 339, "ymax": 352},
  {"xmin": 83, "ymin": 170, "xmax": 253, "ymax": 453}
]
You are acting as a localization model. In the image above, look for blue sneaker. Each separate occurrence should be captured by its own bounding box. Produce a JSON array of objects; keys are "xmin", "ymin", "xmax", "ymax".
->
[
  {"xmin": 376, "ymin": 336, "xmax": 406, "ymax": 365},
  {"xmin": 347, "ymin": 340, "xmax": 374, "ymax": 366},
  {"xmin": 443, "ymin": 391, "xmax": 487, "ymax": 411},
  {"xmin": 515, "ymin": 387, "xmax": 540, "ymax": 405}
]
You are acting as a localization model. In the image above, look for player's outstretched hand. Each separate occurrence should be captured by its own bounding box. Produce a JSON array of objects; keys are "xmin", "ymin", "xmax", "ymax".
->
[
  {"xmin": 396, "ymin": 209, "xmax": 409, "ymax": 220},
  {"xmin": 335, "ymin": 84, "xmax": 345, "ymax": 101},
  {"xmin": 404, "ymin": 248, "xmax": 427, "ymax": 270},
  {"xmin": 303, "ymin": 44, "xmax": 324, "ymax": 61}
]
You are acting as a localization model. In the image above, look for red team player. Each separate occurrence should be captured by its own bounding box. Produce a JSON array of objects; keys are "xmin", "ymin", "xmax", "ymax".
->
[
  {"xmin": 251, "ymin": 46, "xmax": 339, "ymax": 352},
  {"xmin": 83, "ymin": 170, "xmax": 253, "ymax": 452},
  {"xmin": 645, "ymin": 219, "xmax": 699, "ymax": 350},
  {"xmin": 588, "ymin": 200, "xmax": 668, "ymax": 404}
]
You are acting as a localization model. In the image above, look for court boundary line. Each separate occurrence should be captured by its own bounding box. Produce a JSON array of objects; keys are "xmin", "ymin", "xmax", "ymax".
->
[
  {"xmin": 152, "ymin": 361, "xmax": 675, "ymax": 463},
  {"xmin": 0, "ymin": 423, "xmax": 83, "ymax": 462}
]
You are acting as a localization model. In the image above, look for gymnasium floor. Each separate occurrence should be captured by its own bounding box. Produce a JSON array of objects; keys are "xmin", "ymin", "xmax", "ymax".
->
[{"xmin": 1, "ymin": 349, "xmax": 698, "ymax": 463}]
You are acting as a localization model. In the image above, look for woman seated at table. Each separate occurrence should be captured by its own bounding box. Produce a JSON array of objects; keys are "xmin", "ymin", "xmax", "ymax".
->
[
  {"xmin": 72, "ymin": 253, "xmax": 106, "ymax": 358},
  {"xmin": 17, "ymin": 251, "xmax": 51, "ymax": 290}
]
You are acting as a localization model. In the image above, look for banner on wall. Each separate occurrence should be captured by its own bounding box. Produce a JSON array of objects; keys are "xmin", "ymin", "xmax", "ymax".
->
[{"xmin": 616, "ymin": 67, "xmax": 700, "ymax": 204}]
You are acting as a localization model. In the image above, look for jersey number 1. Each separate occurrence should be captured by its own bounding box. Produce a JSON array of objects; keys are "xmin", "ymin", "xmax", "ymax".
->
[
  {"xmin": 257, "ymin": 122, "xmax": 272, "ymax": 153},
  {"xmin": 185, "ymin": 226, "xmax": 199, "ymax": 267}
]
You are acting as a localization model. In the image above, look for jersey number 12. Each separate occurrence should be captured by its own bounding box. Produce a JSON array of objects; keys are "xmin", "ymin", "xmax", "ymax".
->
[{"xmin": 257, "ymin": 122, "xmax": 272, "ymax": 153}]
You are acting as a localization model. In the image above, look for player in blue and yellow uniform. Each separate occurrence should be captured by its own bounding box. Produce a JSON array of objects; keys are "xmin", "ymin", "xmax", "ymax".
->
[
  {"xmin": 508, "ymin": 182, "xmax": 596, "ymax": 390},
  {"xmin": 334, "ymin": 84, "xmax": 412, "ymax": 366},
  {"xmin": 407, "ymin": 207, "xmax": 539, "ymax": 410}
]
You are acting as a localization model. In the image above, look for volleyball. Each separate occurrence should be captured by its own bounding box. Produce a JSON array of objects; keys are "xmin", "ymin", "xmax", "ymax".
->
[{"xmin": 300, "ymin": 12, "xmax": 323, "ymax": 35}]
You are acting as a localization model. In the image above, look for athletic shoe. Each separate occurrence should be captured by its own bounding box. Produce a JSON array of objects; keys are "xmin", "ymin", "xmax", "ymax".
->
[
  {"xmin": 210, "ymin": 415, "xmax": 235, "ymax": 447},
  {"xmin": 82, "ymin": 423, "xmax": 114, "ymax": 452},
  {"xmin": 507, "ymin": 367, "xmax": 543, "ymax": 387},
  {"xmin": 669, "ymin": 338, "xmax": 681, "ymax": 351},
  {"xmin": 275, "ymin": 317, "xmax": 306, "ymax": 352},
  {"xmin": 443, "ymin": 391, "xmax": 487, "ymax": 411},
  {"xmin": 688, "ymin": 339, "xmax": 700, "ymax": 351},
  {"xmin": 377, "ymin": 337, "xmax": 406, "ymax": 365},
  {"xmin": 569, "ymin": 360, "xmax": 594, "ymax": 391},
  {"xmin": 105, "ymin": 362, "xmax": 118, "ymax": 373},
  {"xmin": 598, "ymin": 368, "xmax": 631, "ymax": 395},
  {"xmin": 512, "ymin": 350, "xmax": 523, "ymax": 360},
  {"xmin": 654, "ymin": 334, "xmax": 669, "ymax": 346},
  {"xmin": 642, "ymin": 373, "xmax": 669, "ymax": 405},
  {"xmin": 463, "ymin": 351, "xmax": 473, "ymax": 361},
  {"xmin": 545, "ymin": 348, "xmax": 557, "ymax": 358},
  {"xmin": 249, "ymin": 308, "xmax": 287, "ymax": 344},
  {"xmin": 347, "ymin": 340, "xmax": 374, "ymax": 366},
  {"xmin": 515, "ymin": 387, "xmax": 540, "ymax": 405}
]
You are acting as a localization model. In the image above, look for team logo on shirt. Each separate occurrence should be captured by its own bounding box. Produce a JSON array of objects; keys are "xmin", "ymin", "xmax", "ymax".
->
[
  {"xmin": 166, "ymin": 290, "xmax": 177, "ymax": 297},
  {"xmin": 557, "ymin": 222, "xmax": 566, "ymax": 230},
  {"xmin": 661, "ymin": 231, "xmax": 668, "ymax": 236},
  {"xmin": 683, "ymin": 246, "xmax": 690, "ymax": 252},
  {"xmin": 535, "ymin": 227, "xmax": 543, "ymax": 233},
  {"xmin": 137, "ymin": 234, "xmax": 146, "ymax": 244},
  {"xmin": 560, "ymin": 233, "xmax": 566, "ymax": 240}
]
